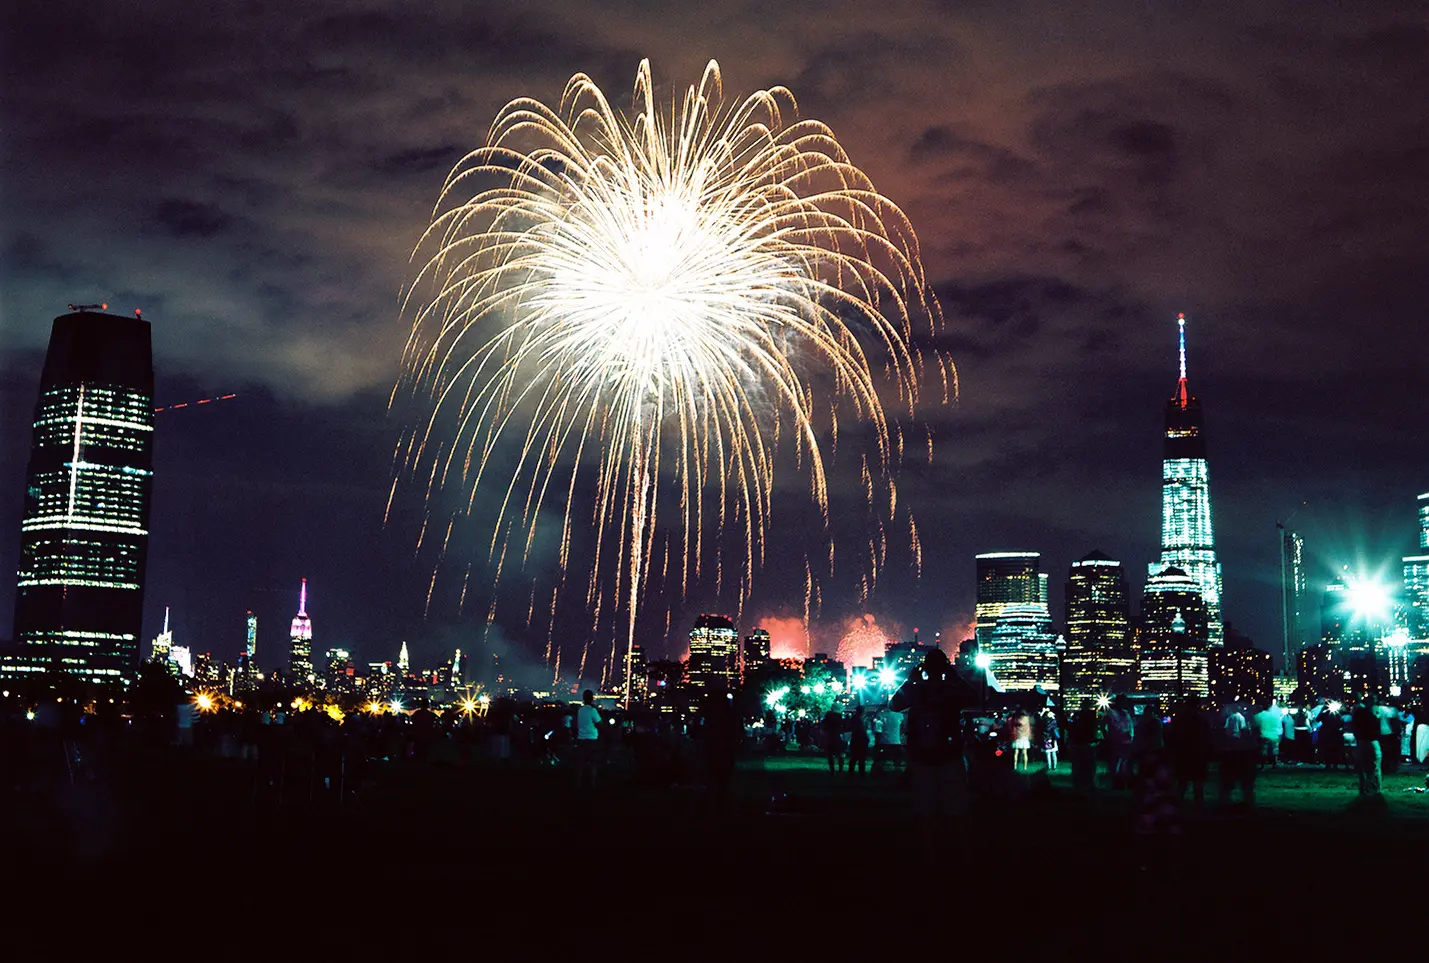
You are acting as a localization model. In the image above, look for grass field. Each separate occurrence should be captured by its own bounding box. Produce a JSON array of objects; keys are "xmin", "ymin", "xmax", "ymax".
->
[{"xmin": 9, "ymin": 745, "xmax": 1428, "ymax": 956}]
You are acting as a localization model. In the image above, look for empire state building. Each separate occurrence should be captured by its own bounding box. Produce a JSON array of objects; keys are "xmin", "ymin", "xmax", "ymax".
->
[{"xmin": 1150, "ymin": 314, "xmax": 1224, "ymax": 647}]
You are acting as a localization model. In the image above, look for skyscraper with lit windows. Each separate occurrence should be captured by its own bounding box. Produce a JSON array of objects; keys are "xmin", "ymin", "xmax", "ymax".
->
[
  {"xmin": 985, "ymin": 603, "xmax": 1061, "ymax": 693},
  {"xmin": 1062, "ymin": 551, "xmax": 1134, "ymax": 709},
  {"xmin": 5, "ymin": 308, "xmax": 154, "ymax": 685},
  {"xmin": 1151, "ymin": 314, "xmax": 1224, "ymax": 647},
  {"xmin": 1279, "ymin": 525, "xmax": 1307, "ymax": 667},
  {"xmin": 1137, "ymin": 567, "xmax": 1210, "ymax": 699},
  {"xmin": 688, "ymin": 614, "xmax": 739, "ymax": 692},
  {"xmin": 1402, "ymin": 492, "xmax": 1429, "ymax": 641},
  {"xmin": 289, "ymin": 578, "xmax": 313, "ymax": 683},
  {"xmin": 974, "ymin": 552, "xmax": 1046, "ymax": 650}
]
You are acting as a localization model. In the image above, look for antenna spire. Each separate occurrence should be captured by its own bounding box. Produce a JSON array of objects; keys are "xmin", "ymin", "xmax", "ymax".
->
[
  {"xmin": 298, "ymin": 578, "xmax": 308, "ymax": 617},
  {"xmin": 1176, "ymin": 312, "xmax": 1189, "ymax": 409},
  {"xmin": 163, "ymin": 606, "xmax": 170, "ymax": 635}
]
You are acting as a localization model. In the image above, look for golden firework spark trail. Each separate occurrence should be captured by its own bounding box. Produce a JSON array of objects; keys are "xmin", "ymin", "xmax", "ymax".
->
[{"xmin": 394, "ymin": 60, "xmax": 953, "ymax": 699}]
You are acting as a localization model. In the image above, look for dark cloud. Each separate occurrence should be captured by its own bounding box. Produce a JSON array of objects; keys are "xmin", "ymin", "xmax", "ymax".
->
[
  {"xmin": 2, "ymin": 0, "xmax": 1427, "ymax": 669},
  {"xmin": 376, "ymin": 144, "xmax": 463, "ymax": 176},
  {"xmin": 150, "ymin": 200, "xmax": 235, "ymax": 238}
]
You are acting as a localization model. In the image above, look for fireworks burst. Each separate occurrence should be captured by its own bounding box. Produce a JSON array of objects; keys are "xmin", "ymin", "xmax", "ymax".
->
[{"xmin": 393, "ymin": 60, "xmax": 952, "ymax": 695}]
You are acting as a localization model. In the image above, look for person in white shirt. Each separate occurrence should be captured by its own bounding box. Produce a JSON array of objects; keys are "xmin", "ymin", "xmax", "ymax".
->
[
  {"xmin": 1253, "ymin": 703, "xmax": 1283, "ymax": 768},
  {"xmin": 575, "ymin": 689, "xmax": 602, "ymax": 788}
]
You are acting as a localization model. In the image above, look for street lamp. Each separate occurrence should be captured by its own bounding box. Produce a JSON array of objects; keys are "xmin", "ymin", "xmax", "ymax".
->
[{"xmin": 974, "ymin": 652, "xmax": 991, "ymax": 708}]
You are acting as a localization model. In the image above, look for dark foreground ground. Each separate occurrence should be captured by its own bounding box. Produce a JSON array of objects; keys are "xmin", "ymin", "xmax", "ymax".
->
[{"xmin": 7, "ymin": 741, "xmax": 1428, "ymax": 958}]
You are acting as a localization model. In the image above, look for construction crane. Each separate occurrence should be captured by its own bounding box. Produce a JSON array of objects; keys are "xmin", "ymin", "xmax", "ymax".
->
[{"xmin": 153, "ymin": 393, "xmax": 237, "ymax": 414}]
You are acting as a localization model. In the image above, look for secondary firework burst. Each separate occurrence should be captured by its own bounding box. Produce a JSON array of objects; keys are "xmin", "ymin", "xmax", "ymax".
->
[{"xmin": 393, "ymin": 59, "xmax": 952, "ymax": 697}]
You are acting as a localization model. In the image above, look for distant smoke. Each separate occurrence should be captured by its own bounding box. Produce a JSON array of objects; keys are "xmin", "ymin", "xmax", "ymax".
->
[
  {"xmin": 834, "ymin": 613, "xmax": 901, "ymax": 668},
  {"xmin": 415, "ymin": 621, "xmax": 553, "ymax": 694},
  {"xmin": 940, "ymin": 611, "xmax": 976, "ymax": 651},
  {"xmin": 756, "ymin": 615, "xmax": 812, "ymax": 660}
]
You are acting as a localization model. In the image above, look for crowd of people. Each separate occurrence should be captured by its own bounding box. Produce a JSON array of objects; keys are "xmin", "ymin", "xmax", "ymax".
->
[{"xmin": 6, "ymin": 658, "xmax": 1427, "ymax": 826}]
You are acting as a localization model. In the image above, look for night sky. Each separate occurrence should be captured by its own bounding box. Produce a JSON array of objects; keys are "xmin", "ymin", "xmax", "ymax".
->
[{"xmin": 2, "ymin": 1, "xmax": 1425, "ymax": 679}]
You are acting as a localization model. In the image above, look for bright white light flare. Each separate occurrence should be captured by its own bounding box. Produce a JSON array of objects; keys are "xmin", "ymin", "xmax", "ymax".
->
[{"xmin": 395, "ymin": 59, "xmax": 951, "ymax": 677}]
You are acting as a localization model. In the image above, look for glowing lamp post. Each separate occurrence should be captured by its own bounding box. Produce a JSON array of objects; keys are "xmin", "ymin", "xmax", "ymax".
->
[
  {"xmin": 974, "ymin": 652, "xmax": 992, "ymax": 708},
  {"xmin": 1346, "ymin": 575, "xmax": 1393, "ymax": 698}
]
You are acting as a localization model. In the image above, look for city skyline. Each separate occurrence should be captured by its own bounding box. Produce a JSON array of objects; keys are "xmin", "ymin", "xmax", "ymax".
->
[{"xmin": 2, "ymin": 3, "xmax": 1426, "ymax": 673}]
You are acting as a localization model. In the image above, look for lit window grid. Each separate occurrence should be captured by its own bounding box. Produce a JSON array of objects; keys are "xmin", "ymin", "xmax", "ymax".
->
[
  {"xmin": 1066, "ymin": 564, "xmax": 1131, "ymax": 650},
  {"xmin": 986, "ymin": 603, "xmax": 1059, "ymax": 691},
  {"xmin": 27, "ymin": 467, "xmax": 149, "ymax": 527},
  {"xmin": 16, "ymin": 376, "xmax": 151, "ymax": 679},
  {"xmin": 1403, "ymin": 558, "xmax": 1429, "ymax": 640},
  {"xmin": 22, "ymin": 629, "xmax": 137, "ymax": 647},
  {"xmin": 1160, "ymin": 459, "xmax": 1214, "ymax": 551},
  {"xmin": 688, "ymin": 624, "xmax": 739, "ymax": 688},
  {"xmin": 1137, "ymin": 648, "xmax": 1210, "ymax": 699},
  {"xmin": 1062, "ymin": 648, "xmax": 1136, "ymax": 708},
  {"xmin": 19, "ymin": 537, "xmax": 142, "ymax": 582}
]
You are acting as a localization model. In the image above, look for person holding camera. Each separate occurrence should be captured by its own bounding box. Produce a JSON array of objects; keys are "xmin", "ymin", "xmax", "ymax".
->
[{"xmin": 890, "ymin": 648, "xmax": 975, "ymax": 862}]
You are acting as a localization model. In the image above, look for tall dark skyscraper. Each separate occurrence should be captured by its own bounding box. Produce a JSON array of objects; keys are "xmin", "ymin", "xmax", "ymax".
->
[
  {"xmin": 1062, "ymin": 550, "xmax": 1134, "ymax": 709},
  {"xmin": 742, "ymin": 628, "xmax": 771, "ymax": 680},
  {"xmin": 6, "ymin": 308, "xmax": 154, "ymax": 685},
  {"xmin": 1151, "ymin": 314, "xmax": 1224, "ymax": 647}
]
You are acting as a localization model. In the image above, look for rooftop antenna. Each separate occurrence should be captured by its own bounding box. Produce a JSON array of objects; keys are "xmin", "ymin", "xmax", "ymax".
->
[
  {"xmin": 68, "ymin": 302, "xmax": 108, "ymax": 312},
  {"xmin": 1176, "ymin": 312, "xmax": 1189, "ymax": 409}
]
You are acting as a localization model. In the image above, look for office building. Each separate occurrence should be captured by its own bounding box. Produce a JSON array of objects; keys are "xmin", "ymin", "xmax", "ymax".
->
[
  {"xmin": 1137, "ymin": 612, "xmax": 1210, "ymax": 702},
  {"xmin": 974, "ymin": 552, "xmax": 1046, "ymax": 649},
  {"xmin": 1150, "ymin": 314, "xmax": 1224, "ymax": 647},
  {"xmin": 1320, "ymin": 579, "xmax": 1350, "ymax": 658},
  {"xmin": 1383, "ymin": 628, "xmax": 1414, "ymax": 698},
  {"xmin": 1296, "ymin": 643, "xmax": 1340, "ymax": 700},
  {"xmin": 743, "ymin": 628, "xmax": 772, "ymax": 680},
  {"xmin": 1401, "ymin": 493, "xmax": 1429, "ymax": 641},
  {"xmin": 364, "ymin": 662, "xmax": 396, "ymax": 697},
  {"xmin": 150, "ymin": 606, "xmax": 174, "ymax": 663},
  {"xmin": 881, "ymin": 639, "xmax": 935, "ymax": 690},
  {"xmin": 985, "ymin": 603, "xmax": 1061, "ymax": 693},
  {"xmin": 1279, "ymin": 526, "xmax": 1308, "ymax": 669},
  {"xmin": 325, "ymin": 647, "xmax": 353, "ymax": 691},
  {"xmin": 5, "ymin": 308, "xmax": 155, "ymax": 685},
  {"xmin": 624, "ymin": 644, "xmax": 647, "ymax": 707},
  {"xmin": 688, "ymin": 614, "xmax": 739, "ymax": 692},
  {"xmin": 1137, "ymin": 567, "xmax": 1210, "ymax": 699},
  {"xmin": 289, "ymin": 578, "xmax": 313, "ymax": 683},
  {"xmin": 1062, "ymin": 551, "xmax": 1134, "ymax": 709},
  {"xmin": 1209, "ymin": 645, "xmax": 1273, "ymax": 707}
]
